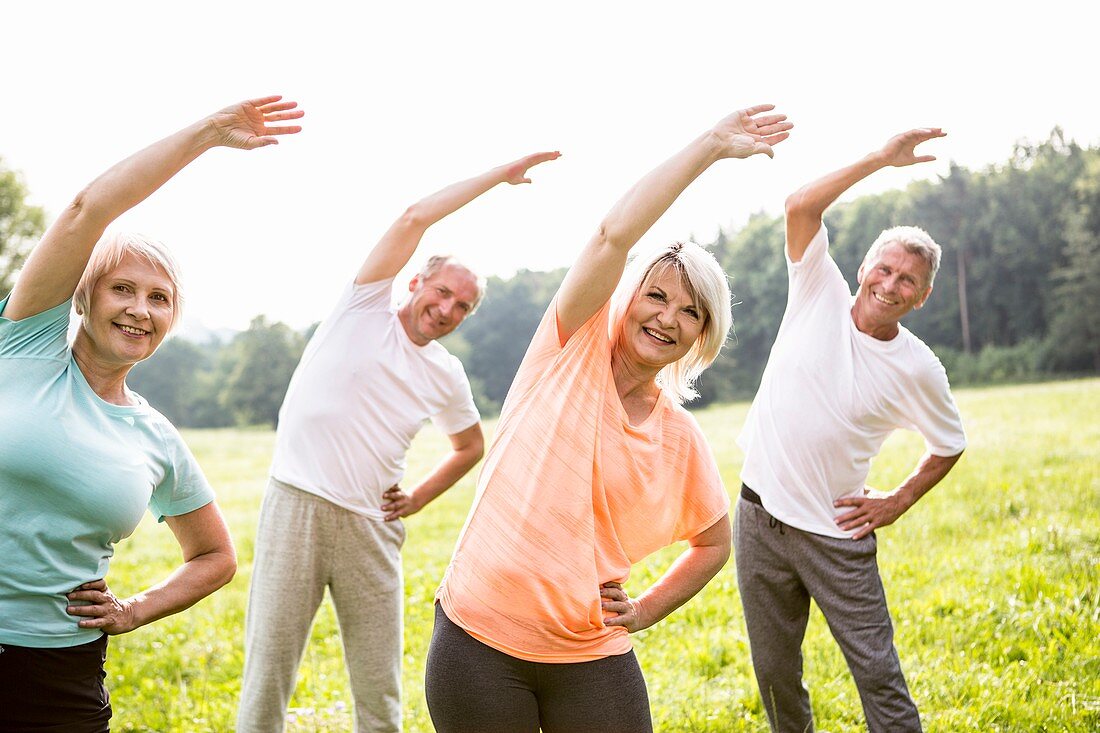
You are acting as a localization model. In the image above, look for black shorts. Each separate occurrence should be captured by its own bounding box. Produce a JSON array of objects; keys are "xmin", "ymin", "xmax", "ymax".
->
[{"xmin": 0, "ymin": 635, "xmax": 112, "ymax": 732}]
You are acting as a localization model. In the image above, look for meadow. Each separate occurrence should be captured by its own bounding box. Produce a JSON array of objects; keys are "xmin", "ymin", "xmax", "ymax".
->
[{"xmin": 104, "ymin": 379, "xmax": 1099, "ymax": 731}]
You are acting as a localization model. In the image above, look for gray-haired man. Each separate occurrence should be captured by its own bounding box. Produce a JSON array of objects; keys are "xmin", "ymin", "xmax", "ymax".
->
[{"xmin": 736, "ymin": 129, "xmax": 967, "ymax": 733}]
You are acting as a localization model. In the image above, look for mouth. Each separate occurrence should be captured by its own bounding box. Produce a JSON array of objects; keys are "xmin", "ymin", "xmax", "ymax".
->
[
  {"xmin": 114, "ymin": 323, "xmax": 150, "ymax": 337},
  {"xmin": 872, "ymin": 291, "xmax": 898, "ymax": 306},
  {"xmin": 642, "ymin": 326, "xmax": 675, "ymax": 345}
]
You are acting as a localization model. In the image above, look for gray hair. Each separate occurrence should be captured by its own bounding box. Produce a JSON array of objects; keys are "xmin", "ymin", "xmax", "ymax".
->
[
  {"xmin": 608, "ymin": 241, "xmax": 733, "ymax": 404},
  {"xmin": 862, "ymin": 226, "xmax": 942, "ymax": 286},
  {"xmin": 417, "ymin": 255, "xmax": 487, "ymax": 313},
  {"xmin": 73, "ymin": 231, "xmax": 184, "ymax": 332}
]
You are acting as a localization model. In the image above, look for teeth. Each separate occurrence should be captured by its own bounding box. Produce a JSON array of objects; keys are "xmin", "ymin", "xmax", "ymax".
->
[
  {"xmin": 118, "ymin": 325, "xmax": 147, "ymax": 335},
  {"xmin": 873, "ymin": 292, "xmax": 897, "ymax": 305},
  {"xmin": 644, "ymin": 327, "xmax": 674, "ymax": 344}
]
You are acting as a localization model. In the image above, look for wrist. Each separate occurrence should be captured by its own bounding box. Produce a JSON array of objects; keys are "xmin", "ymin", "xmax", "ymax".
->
[{"xmin": 194, "ymin": 117, "xmax": 224, "ymax": 152}]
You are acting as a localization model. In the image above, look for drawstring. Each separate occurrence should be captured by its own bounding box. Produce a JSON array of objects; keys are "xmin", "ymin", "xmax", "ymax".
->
[{"xmin": 768, "ymin": 516, "xmax": 786, "ymax": 535}]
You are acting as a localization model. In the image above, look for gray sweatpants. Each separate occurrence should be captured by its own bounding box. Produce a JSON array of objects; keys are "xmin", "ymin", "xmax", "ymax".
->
[
  {"xmin": 237, "ymin": 479, "xmax": 406, "ymax": 733},
  {"xmin": 735, "ymin": 496, "xmax": 921, "ymax": 733}
]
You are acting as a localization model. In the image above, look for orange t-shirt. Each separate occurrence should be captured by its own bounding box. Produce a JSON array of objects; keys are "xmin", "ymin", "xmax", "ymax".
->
[{"xmin": 437, "ymin": 298, "xmax": 729, "ymax": 662}]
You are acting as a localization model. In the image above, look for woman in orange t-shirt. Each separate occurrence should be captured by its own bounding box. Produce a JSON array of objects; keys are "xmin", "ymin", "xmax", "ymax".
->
[{"xmin": 427, "ymin": 105, "xmax": 792, "ymax": 733}]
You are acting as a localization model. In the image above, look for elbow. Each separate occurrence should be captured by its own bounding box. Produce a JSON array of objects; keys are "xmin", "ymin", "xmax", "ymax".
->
[
  {"xmin": 215, "ymin": 546, "xmax": 238, "ymax": 590},
  {"xmin": 784, "ymin": 188, "xmax": 811, "ymax": 218},
  {"xmin": 397, "ymin": 203, "xmax": 430, "ymax": 231}
]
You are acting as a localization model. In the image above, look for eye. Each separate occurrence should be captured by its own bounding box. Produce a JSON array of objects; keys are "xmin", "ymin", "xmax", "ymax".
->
[
  {"xmin": 151, "ymin": 292, "xmax": 170, "ymax": 303},
  {"xmin": 113, "ymin": 284, "xmax": 131, "ymax": 293},
  {"xmin": 684, "ymin": 307, "xmax": 701, "ymax": 320},
  {"xmin": 646, "ymin": 291, "xmax": 666, "ymax": 302}
]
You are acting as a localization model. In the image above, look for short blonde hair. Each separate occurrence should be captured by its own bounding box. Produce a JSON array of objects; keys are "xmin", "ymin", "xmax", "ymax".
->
[
  {"xmin": 609, "ymin": 241, "xmax": 732, "ymax": 404},
  {"xmin": 73, "ymin": 231, "xmax": 184, "ymax": 331}
]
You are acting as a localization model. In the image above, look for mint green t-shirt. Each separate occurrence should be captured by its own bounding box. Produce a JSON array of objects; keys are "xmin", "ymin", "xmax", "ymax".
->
[{"xmin": 0, "ymin": 296, "xmax": 215, "ymax": 648}]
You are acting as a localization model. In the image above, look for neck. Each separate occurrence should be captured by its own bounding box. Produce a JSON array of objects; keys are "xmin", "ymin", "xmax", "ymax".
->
[
  {"xmin": 850, "ymin": 304, "xmax": 900, "ymax": 341},
  {"xmin": 396, "ymin": 303, "xmax": 430, "ymax": 346},
  {"xmin": 72, "ymin": 332, "xmax": 134, "ymax": 405},
  {"xmin": 610, "ymin": 346, "xmax": 661, "ymax": 402}
]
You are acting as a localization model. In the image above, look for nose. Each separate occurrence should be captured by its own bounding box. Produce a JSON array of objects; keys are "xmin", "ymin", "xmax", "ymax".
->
[
  {"xmin": 437, "ymin": 299, "xmax": 454, "ymax": 320},
  {"xmin": 125, "ymin": 298, "xmax": 150, "ymax": 320},
  {"xmin": 655, "ymin": 306, "xmax": 677, "ymax": 329}
]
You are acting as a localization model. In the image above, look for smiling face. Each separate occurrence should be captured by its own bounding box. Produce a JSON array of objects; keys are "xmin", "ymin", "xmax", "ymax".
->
[
  {"xmin": 853, "ymin": 242, "xmax": 933, "ymax": 340},
  {"xmin": 397, "ymin": 263, "xmax": 481, "ymax": 345},
  {"xmin": 616, "ymin": 264, "xmax": 707, "ymax": 372},
  {"xmin": 75, "ymin": 252, "xmax": 176, "ymax": 367}
]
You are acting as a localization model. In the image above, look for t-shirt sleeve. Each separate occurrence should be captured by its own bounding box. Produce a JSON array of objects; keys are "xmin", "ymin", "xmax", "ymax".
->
[
  {"xmin": 672, "ymin": 416, "xmax": 731, "ymax": 542},
  {"xmin": 430, "ymin": 358, "xmax": 482, "ymax": 435},
  {"xmin": 785, "ymin": 224, "xmax": 850, "ymax": 315},
  {"xmin": 907, "ymin": 358, "xmax": 968, "ymax": 457},
  {"xmin": 0, "ymin": 295, "xmax": 73, "ymax": 360},
  {"xmin": 149, "ymin": 421, "xmax": 216, "ymax": 521},
  {"xmin": 344, "ymin": 278, "xmax": 397, "ymax": 312}
]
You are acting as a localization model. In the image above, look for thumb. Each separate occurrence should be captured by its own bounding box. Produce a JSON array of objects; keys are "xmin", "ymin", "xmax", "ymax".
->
[{"xmin": 753, "ymin": 141, "xmax": 775, "ymax": 159}]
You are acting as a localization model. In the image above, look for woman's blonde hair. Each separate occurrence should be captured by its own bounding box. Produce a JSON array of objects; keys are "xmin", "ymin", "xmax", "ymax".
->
[
  {"xmin": 609, "ymin": 241, "xmax": 732, "ymax": 404},
  {"xmin": 73, "ymin": 231, "xmax": 184, "ymax": 332}
]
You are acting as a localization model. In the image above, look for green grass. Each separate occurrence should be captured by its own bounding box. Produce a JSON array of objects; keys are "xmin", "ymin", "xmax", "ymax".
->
[{"xmin": 103, "ymin": 379, "xmax": 1100, "ymax": 731}]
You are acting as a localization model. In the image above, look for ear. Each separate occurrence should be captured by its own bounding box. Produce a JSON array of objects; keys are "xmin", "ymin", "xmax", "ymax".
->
[
  {"xmin": 408, "ymin": 275, "xmax": 420, "ymax": 293},
  {"xmin": 915, "ymin": 284, "xmax": 933, "ymax": 309},
  {"xmin": 856, "ymin": 262, "xmax": 866, "ymax": 284}
]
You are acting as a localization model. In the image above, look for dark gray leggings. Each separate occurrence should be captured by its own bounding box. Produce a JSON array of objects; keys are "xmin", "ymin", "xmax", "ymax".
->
[{"xmin": 425, "ymin": 604, "xmax": 653, "ymax": 733}]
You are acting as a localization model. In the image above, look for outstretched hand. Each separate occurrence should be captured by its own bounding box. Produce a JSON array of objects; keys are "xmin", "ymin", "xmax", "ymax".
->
[
  {"xmin": 501, "ymin": 151, "xmax": 561, "ymax": 185},
  {"xmin": 878, "ymin": 128, "xmax": 946, "ymax": 168},
  {"xmin": 208, "ymin": 95, "xmax": 305, "ymax": 150},
  {"xmin": 711, "ymin": 105, "xmax": 793, "ymax": 160},
  {"xmin": 66, "ymin": 578, "xmax": 137, "ymax": 635}
]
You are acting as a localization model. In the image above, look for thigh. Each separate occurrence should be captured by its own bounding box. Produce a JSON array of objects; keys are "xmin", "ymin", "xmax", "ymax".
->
[
  {"xmin": 425, "ymin": 604, "xmax": 539, "ymax": 733},
  {"xmin": 0, "ymin": 636, "xmax": 111, "ymax": 732},
  {"xmin": 537, "ymin": 651, "xmax": 653, "ymax": 733}
]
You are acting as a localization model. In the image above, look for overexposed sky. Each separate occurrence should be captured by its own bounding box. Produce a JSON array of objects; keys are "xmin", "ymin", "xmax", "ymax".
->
[{"xmin": 4, "ymin": 1, "xmax": 1097, "ymax": 332}]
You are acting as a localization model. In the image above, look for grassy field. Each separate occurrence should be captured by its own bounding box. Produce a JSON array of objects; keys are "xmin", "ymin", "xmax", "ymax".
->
[{"xmin": 103, "ymin": 379, "xmax": 1099, "ymax": 731}]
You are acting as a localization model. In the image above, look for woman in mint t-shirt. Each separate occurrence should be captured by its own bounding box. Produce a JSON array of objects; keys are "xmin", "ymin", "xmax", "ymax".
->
[{"xmin": 0, "ymin": 96, "xmax": 302, "ymax": 731}]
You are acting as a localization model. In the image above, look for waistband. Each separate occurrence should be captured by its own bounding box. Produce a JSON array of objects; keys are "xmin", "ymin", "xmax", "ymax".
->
[{"xmin": 740, "ymin": 483, "xmax": 762, "ymax": 506}]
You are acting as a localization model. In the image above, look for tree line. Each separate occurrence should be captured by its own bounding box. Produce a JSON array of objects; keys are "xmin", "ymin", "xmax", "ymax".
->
[{"xmin": 3, "ymin": 129, "xmax": 1097, "ymax": 427}]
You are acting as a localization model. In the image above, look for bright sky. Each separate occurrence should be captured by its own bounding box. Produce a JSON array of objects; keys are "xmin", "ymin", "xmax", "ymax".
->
[{"xmin": 4, "ymin": 1, "xmax": 1097, "ymax": 333}]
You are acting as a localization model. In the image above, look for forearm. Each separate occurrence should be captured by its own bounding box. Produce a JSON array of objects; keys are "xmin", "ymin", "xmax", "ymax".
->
[
  {"xmin": 786, "ymin": 150, "xmax": 887, "ymax": 220},
  {"xmin": 125, "ymin": 548, "xmax": 236, "ymax": 630},
  {"xmin": 358, "ymin": 165, "xmax": 510, "ymax": 283},
  {"xmin": 634, "ymin": 541, "xmax": 729, "ymax": 630},
  {"xmin": 893, "ymin": 450, "xmax": 963, "ymax": 511},
  {"xmin": 599, "ymin": 130, "xmax": 724, "ymax": 254},
  {"xmin": 408, "ymin": 444, "xmax": 483, "ymax": 509}
]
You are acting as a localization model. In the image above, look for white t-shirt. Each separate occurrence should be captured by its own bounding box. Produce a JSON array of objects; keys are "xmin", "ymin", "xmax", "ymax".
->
[
  {"xmin": 738, "ymin": 225, "xmax": 967, "ymax": 538},
  {"xmin": 271, "ymin": 278, "xmax": 480, "ymax": 520}
]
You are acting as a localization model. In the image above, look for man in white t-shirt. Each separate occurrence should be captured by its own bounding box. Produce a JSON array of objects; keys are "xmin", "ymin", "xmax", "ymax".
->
[
  {"xmin": 736, "ymin": 129, "xmax": 966, "ymax": 733},
  {"xmin": 237, "ymin": 151, "xmax": 559, "ymax": 733}
]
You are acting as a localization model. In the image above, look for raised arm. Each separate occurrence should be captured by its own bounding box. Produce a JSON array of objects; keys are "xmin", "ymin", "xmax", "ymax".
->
[
  {"xmin": 556, "ymin": 105, "xmax": 791, "ymax": 341},
  {"xmin": 4, "ymin": 96, "xmax": 303, "ymax": 321},
  {"xmin": 355, "ymin": 152, "xmax": 560, "ymax": 285},
  {"xmin": 784, "ymin": 128, "xmax": 945, "ymax": 262}
]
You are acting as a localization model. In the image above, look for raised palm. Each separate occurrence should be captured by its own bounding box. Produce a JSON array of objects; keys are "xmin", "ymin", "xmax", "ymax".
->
[
  {"xmin": 713, "ymin": 104, "xmax": 793, "ymax": 159},
  {"xmin": 209, "ymin": 95, "xmax": 304, "ymax": 150},
  {"xmin": 880, "ymin": 128, "xmax": 946, "ymax": 167}
]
